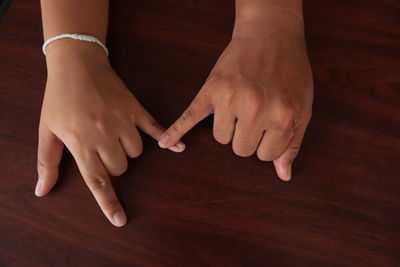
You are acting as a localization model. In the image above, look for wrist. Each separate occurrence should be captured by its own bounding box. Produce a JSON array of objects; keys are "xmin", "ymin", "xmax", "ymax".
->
[
  {"xmin": 45, "ymin": 38, "xmax": 110, "ymax": 74},
  {"xmin": 233, "ymin": 1, "xmax": 305, "ymax": 40}
]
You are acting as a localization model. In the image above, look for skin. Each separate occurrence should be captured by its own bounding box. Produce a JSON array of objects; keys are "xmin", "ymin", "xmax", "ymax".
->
[
  {"xmin": 37, "ymin": 0, "xmax": 184, "ymax": 227},
  {"xmin": 159, "ymin": 0, "xmax": 313, "ymax": 181},
  {"xmin": 37, "ymin": 0, "xmax": 313, "ymax": 227}
]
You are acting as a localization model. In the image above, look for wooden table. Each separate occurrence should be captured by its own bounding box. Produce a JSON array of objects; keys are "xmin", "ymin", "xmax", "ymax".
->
[{"xmin": 1, "ymin": 0, "xmax": 399, "ymax": 266}]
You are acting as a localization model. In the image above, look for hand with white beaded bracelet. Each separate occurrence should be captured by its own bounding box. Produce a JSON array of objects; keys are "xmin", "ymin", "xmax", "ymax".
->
[
  {"xmin": 37, "ymin": 0, "xmax": 185, "ymax": 228},
  {"xmin": 39, "ymin": 38, "xmax": 185, "ymax": 227}
]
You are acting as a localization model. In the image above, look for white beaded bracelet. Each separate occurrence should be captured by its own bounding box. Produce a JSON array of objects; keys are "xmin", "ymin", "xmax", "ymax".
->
[{"xmin": 42, "ymin": 33, "xmax": 109, "ymax": 56}]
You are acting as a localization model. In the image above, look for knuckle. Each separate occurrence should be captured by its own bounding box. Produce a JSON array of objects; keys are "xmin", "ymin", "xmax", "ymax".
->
[
  {"xmin": 206, "ymin": 77, "xmax": 233, "ymax": 101},
  {"xmin": 93, "ymin": 117, "xmax": 110, "ymax": 136},
  {"xmin": 272, "ymin": 104, "xmax": 296, "ymax": 130},
  {"xmin": 201, "ymin": 84, "xmax": 214, "ymax": 99},
  {"xmin": 86, "ymin": 175, "xmax": 109, "ymax": 191},
  {"xmin": 274, "ymin": 118, "xmax": 293, "ymax": 130},
  {"xmin": 100, "ymin": 199, "xmax": 121, "ymax": 213},
  {"xmin": 148, "ymin": 118, "xmax": 162, "ymax": 131},
  {"xmin": 242, "ymin": 88, "xmax": 265, "ymax": 116},
  {"xmin": 80, "ymin": 109, "xmax": 112, "ymax": 137},
  {"xmin": 205, "ymin": 75, "xmax": 225, "ymax": 89},
  {"xmin": 182, "ymin": 107, "xmax": 193, "ymax": 120},
  {"xmin": 110, "ymin": 108, "xmax": 125, "ymax": 121},
  {"xmin": 37, "ymin": 158, "xmax": 48, "ymax": 172},
  {"xmin": 63, "ymin": 128, "xmax": 81, "ymax": 144},
  {"xmin": 243, "ymin": 85, "xmax": 263, "ymax": 101},
  {"xmin": 62, "ymin": 127, "xmax": 87, "ymax": 147},
  {"xmin": 181, "ymin": 107, "xmax": 194, "ymax": 123},
  {"xmin": 217, "ymin": 79, "xmax": 233, "ymax": 91},
  {"xmin": 170, "ymin": 121, "xmax": 180, "ymax": 134},
  {"xmin": 220, "ymin": 85, "xmax": 236, "ymax": 103}
]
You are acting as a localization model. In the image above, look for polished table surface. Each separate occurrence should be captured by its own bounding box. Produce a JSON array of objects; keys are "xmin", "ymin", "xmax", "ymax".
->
[{"xmin": 1, "ymin": 0, "xmax": 399, "ymax": 266}]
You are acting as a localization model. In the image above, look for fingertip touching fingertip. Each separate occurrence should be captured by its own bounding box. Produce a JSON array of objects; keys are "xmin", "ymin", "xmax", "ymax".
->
[
  {"xmin": 158, "ymin": 133, "xmax": 170, "ymax": 148},
  {"xmin": 158, "ymin": 141, "xmax": 168, "ymax": 149},
  {"xmin": 159, "ymin": 134, "xmax": 185, "ymax": 152},
  {"xmin": 168, "ymin": 147, "xmax": 183, "ymax": 153},
  {"xmin": 174, "ymin": 141, "xmax": 186, "ymax": 151}
]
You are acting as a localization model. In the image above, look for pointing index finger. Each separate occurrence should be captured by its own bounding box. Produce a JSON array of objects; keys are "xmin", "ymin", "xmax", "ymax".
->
[
  {"xmin": 134, "ymin": 107, "xmax": 186, "ymax": 152},
  {"xmin": 158, "ymin": 91, "xmax": 213, "ymax": 148}
]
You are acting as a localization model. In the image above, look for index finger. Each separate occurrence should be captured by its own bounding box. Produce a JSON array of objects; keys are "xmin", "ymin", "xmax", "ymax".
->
[
  {"xmin": 70, "ymin": 148, "xmax": 127, "ymax": 227},
  {"xmin": 158, "ymin": 91, "xmax": 213, "ymax": 148}
]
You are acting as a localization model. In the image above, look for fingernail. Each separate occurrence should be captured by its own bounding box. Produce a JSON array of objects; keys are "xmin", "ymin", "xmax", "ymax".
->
[
  {"xmin": 176, "ymin": 141, "xmax": 185, "ymax": 149},
  {"xmin": 113, "ymin": 211, "xmax": 127, "ymax": 227},
  {"xmin": 158, "ymin": 134, "xmax": 170, "ymax": 147},
  {"xmin": 168, "ymin": 141, "xmax": 186, "ymax": 153},
  {"xmin": 35, "ymin": 179, "xmax": 43, "ymax": 197},
  {"xmin": 286, "ymin": 164, "xmax": 292, "ymax": 181}
]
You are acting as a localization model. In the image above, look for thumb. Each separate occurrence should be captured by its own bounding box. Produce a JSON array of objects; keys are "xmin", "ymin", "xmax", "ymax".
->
[
  {"xmin": 158, "ymin": 91, "xmax": 213, "ymax": 149},
  {"xmin": 273, "ymin": 114, "xmax": 311, "ymax": 181},
  {"xmin": 36, "ymin": 124, "xmax": 64, "ymax": 197},
  {"xmin": 273, "ymin": 146, "xmax": 298, "ymax": 182}
]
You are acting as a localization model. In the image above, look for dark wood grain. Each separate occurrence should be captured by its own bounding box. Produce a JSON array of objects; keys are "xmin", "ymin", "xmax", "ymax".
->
[{"xmin": 1, "ymin": 0, "xmax": 399, "ymax": 266}]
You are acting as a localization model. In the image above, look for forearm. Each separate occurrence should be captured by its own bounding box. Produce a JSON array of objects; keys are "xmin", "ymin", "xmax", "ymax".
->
[
  {"xmin": 233, "ymin": 0, "xmax": 304, "ymax": 38},
  {"xmin": 40, "ymin": 0, "xmax": 110, "ymax": 71},
  {"xmin": 40, "ymin": 0, "xmax": 109, "ymax": 52}
]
